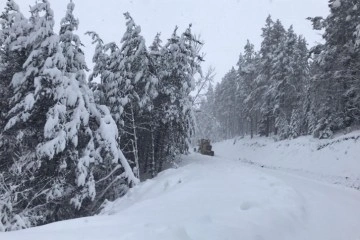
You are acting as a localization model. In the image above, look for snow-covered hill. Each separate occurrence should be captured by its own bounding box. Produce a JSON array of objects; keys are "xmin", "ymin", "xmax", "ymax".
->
[{"xmin": 2, "ymin": 132, "xmax": 360, "ymax": 240}]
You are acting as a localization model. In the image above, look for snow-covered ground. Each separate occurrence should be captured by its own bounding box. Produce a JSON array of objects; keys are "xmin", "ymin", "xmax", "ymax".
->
[
  {"xmin": 2, "ymin": 132, "xmax": 360, "ymax": 240},
  {"xmin": 215, "ymin": 131, "xmax": 360, "ymax": 189}
]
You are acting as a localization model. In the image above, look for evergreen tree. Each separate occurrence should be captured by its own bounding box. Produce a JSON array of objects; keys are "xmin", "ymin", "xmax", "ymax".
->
[
  {"xmin": 144, "ymin": 33, "xmax": 163, "ymax": 178},
  {"xmin": 289, "ymin": 108, "xmax": 302, "ymax": 139},
  {"xmin": 153, "ymin": 25, "xmax": 202, "ymax": 168},
  {"xmin": 237, "ymin": 40, "xmax": 259, "ymax": 138},
  {"xmin": 0, "ymin": 0, "xmax": 29, "ymax": 127},
  {"xmin": 216, "ymin": 67, "xmax": 239, "ymax": 138},
  {"xmin": 0, "ymin": 1, "xmax": 137, "ymax": 230},
  {"xmin": 86, "ymin": 31, "xmax": 110, "ymax": 106},
  {"xmin": 309, "ymin": 0, "xmax": 360, "ymax": 137},
  {"xmin": 195, "ymin": 83, "xmax": 220, "ymax": 141},
  {"xmin": 271, "ymin": 26, "xmax": 309, "ymax": 139},
  {"xmin": 117, "ymin": 13, "xmax": 158, "ymax": 179},
  {"xmin": 88, "ymin": 13, "xmax": 158, "ymax": 179},
  {"xmin": 256, "ymin": 16, "xmax": 286, "ymax": 136},
  {"xmin": 0, "ymin": 1, "xmax": 32, "ymax": 231},
  {"xmin": 59, "ymin": 0, "xmax": 138, "ymax": 214},
  {"xmin": 205, "ymin": 17, "xmax": 309, "ymax": 141},
  {"xmin": 149, "ymin": 32, "xmax": 162, "ymax": 71}
]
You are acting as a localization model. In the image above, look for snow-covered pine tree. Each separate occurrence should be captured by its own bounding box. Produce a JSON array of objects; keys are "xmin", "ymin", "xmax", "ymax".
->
[
  {"xmin": 0, "ymin": 0, "xmax": 29, "ymax": 153},
  {"xmin": 293, "ymin": 35, "xmax": 310, "ymax": 136},
  {"xmin": 0, "ymin": 1, "xmax": 33, "ymax": 231},
  {"xmin": 257, "ymin": 16, "xmax": 275, "ymax": 137},
  {"xmin": 86, "ymin": 31, "xmax": 113, "ymax": 106},
  {"xmin": 0, "ymin": 1, "xmax": 137, "ymax": 231},
  {"xmin": 142, "ymin": 33, "xmax": 163, "ymax": 178},
  {"xmin": 154, "ymin": 25, "xmax": 203, "ymax": 168},
  {"xmin": 149, "ymin": 32, "xmax": 162, "ymax": 70},
  {"xmin": 289, "ymin": 108, "xmax": 302, "ymax": 139},
  {"xmin": 59, "ymin": 0, "xmax": 138, "ymax": 215},
  {"xmin": 213, "ymin": 82, "xmax": 223, "ymax": 139},
  {"xmin": 0, "ymin": 0, "xmax": 30, "ymax": 132},
  {"xmin": 0, "ymin": 1, "xmax": 32, "ymax": 231},
  {"xmin": 272, "ymin": 26, "xmax": 293, "ymax": 139},
  {"xmin": 1, "ymin": 0, "xmax": 74, "ymax": 229},
  {"xmin": 216, "ymin": 67, "xmax": 239, "ymax": 138},
  {"xmin": 118, "ymin": 13, "xmax": 157, "ymax": 179},
  {"xmin": 89, "ymin": 13, "xmax": 157, "ymax": 179},
  {"xmin": 271, "ymin": 25, "xmax": 309, "ymax": 139},
  {"xmin": 210, "ymin": 18, "xmax": 309, "ymax": 141},
  {"xmin": 237, "ymin": 40, "xmax": 260, "ymax": 138},
  {"xmin": 309, "ymin": 0, "xmax": 360, "ymax": 137},
  {"xmin": 305, "ymin": 60, "xmax": 321, "ymax": 136},
  {"xmin": 256, "ymin": 16, "xmax": 287, "ymax": 137},
  {"xmin": 195, "ymin": 83, "xmax": 220, "ymax": 141}
]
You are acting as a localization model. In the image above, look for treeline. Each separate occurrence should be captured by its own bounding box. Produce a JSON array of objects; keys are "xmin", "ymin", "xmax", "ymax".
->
[
  {"xmin": 197, "ymin": 1, "xmax": 360, "ymax": 141},
  {"xmin": 0, "ymin": 0, "xmax": 203, "ymax": 231}
]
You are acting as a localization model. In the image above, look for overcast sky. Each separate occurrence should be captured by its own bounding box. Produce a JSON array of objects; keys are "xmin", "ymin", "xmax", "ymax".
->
[{"xmin": 1, "ymin": 0, "xmax": 329, "ymax": 81}]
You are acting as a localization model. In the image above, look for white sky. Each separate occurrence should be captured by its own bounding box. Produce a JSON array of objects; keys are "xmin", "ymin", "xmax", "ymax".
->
[{"xmin": 1, "ymin": 0, "xmax": 329, "ymax": 81}]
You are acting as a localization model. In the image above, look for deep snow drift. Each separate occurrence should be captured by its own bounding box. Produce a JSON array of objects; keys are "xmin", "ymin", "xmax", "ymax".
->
[{"xmin": 1, "ymin": 132, "xmax": 360, "ymax": 240}]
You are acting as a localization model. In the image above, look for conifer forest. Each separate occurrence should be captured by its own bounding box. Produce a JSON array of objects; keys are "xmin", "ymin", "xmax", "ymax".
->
[{"xmin": 0, "ymin": 0, "xmax": 359, "ymax": 236}]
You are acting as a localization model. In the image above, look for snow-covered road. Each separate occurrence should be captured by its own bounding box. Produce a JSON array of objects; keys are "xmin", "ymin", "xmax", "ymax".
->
[
  {"xmin": 258, "ymin": 166, "xmax": 360, "ymax": 240},
  {"xmin": 212, "ymin": 135, "xmax": 360, "ymax": 239},
  {"xmin": 1, "ymin": 142, "xmax": 360, "ymax": 239}
]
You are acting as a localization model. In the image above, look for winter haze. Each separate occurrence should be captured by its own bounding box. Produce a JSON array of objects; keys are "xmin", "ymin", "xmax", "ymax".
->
[
  {"xmin": 1, "ymin": 0, "xmax": 360, "ymax": 239},
  {"xmin": 1, "ymin": 0, "xmax": 329, "ymax": 79}
]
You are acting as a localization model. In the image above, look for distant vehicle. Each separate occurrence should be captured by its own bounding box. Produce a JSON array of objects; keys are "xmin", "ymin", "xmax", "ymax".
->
[{"xmin": 197, "ymin": 139, "xmax": 214, "ymax": 156}]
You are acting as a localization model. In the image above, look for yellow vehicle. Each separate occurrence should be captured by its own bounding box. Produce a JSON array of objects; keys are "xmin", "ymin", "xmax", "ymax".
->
[{"xmin": 198, "ymin": 139, "xmax": 214, "ymax": 156}]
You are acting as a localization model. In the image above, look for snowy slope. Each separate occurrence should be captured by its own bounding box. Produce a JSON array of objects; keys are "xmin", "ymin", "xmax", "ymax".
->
[
  {"xmin": 2, "ymin": 133, "xmax": 360, "ymax": 240},
  {"xmin": 214, "ymin": 131, "xmax": 360, "ymax": 189}
]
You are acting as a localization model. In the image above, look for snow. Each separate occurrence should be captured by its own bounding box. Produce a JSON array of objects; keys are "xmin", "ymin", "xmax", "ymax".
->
[
  {"xmin": 332, "ymin": 0, "xmax": 342, "ymax": 9},
  {"xmin": 23, "ymin": 93, "xmax": 35, "ymax": 111},
  {"xmin": 214, "ymin": 131, "xmax": 360, "ymax": 189},
  {"xmin": 1, "ymin": 132, "xmax": 360, "ymax": 239},
  {"xmin": 36, "ymin": 129, "xmax": 67, "ymax": 159}
]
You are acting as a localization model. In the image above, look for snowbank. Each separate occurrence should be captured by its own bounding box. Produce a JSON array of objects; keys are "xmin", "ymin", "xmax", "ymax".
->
[
  {"xmin": 214, "ymin": 131, "xmax": 360, "ymax": 189},
  {"xmin": 2, "ymin": 154, "xmax": 307, "ymax": 240},
  {"xmin": 2, "ymin": 132, "xmax": 360, "ymax": 240}
]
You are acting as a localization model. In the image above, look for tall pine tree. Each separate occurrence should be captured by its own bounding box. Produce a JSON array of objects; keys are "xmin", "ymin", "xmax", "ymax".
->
[{"xmin": 0, "ymin": 1, "xmax": 137, "ymax": 230}]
